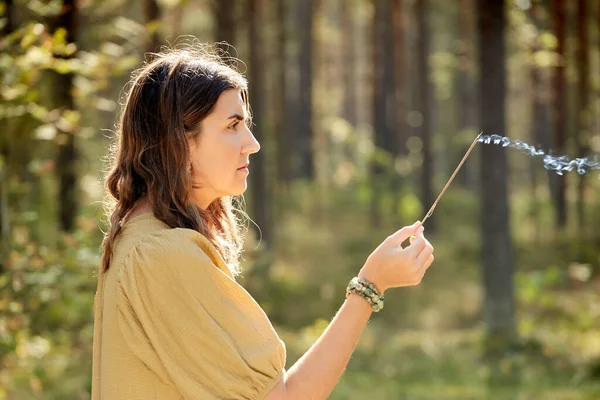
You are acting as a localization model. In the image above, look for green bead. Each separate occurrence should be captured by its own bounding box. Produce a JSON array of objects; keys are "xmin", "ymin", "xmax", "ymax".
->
[{"xmin": 347, "ymin": 277, "xmax": 385, "ymax": 312}]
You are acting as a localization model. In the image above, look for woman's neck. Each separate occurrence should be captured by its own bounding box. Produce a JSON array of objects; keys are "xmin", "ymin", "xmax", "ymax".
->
[{"xmin": 122, "ymin": 198, "xmax": 153, "ymax": 224}]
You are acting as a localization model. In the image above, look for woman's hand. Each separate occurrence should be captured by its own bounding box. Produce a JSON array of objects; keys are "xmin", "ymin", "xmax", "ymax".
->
[{"xmin": 357, "ymin": 221, "xmax": 434, "ymax": 294}]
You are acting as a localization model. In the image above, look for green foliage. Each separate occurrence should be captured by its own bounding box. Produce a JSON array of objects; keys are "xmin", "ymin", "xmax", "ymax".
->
[{"xmin": 1, "ymin": 219, "xmax": 100, "ymax": 399}]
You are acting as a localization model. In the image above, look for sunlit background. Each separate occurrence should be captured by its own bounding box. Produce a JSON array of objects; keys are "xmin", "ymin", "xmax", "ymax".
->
[{"xmin": 2, "ymin": 0, "xmax": 600, "ymax": 398}]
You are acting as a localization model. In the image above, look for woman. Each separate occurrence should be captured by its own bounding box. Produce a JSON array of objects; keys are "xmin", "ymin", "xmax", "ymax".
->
[{"xmin": 92, "ymin": 46, "xmax": 434, "ymax": 400}]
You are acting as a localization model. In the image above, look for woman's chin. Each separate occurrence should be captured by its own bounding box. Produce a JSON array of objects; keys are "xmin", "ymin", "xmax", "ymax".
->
[{"xmin": 230, "ymin": 182, "xmax": 248, "ymax": 196}]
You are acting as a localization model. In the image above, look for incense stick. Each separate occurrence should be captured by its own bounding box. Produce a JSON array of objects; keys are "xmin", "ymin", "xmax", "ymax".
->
[{"xmin": 421, "ymin": 132, "xmax": 482, "ymax": 225}]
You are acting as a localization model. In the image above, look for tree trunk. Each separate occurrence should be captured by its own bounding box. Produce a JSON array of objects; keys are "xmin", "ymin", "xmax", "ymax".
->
[
  {"xmin": 596, "ymin": 0, "xmax": 600, "ymax": 178},
  {"xmin": 529, "ymin": 0, "xmax": 552, "ymax": 242},
  {"xmin": 213, "ymin": 0, "xmax": 236, "ymax": 50},
  {"xmin": 390, "ymin": 0, "xmax": 407, "ymax": 221},
  {"xmin": 51, "ymin": 0, "xmax": 78, "ymax": 232},
  {"xmin": 551, "ymin": 0, "xmax": 567, "ymax": 229},
  {"xmin": 372, "ymin": 0, "xmax": 397, "ymax": 156},
  {"xmin": 274, "ymin": 0, "xmax": 289, "ymax": 184},
  {"xmin": 477, "ymin": 0, "xmax": 517, "ymax": 356},
  {"xmin": 575, "ymin": 0, "xmax": 589, "ymax": 232},
  {"xmin": 291, "ymin": 0, "xmax": 314, "ymax": 179},
  {"xmin": 392, "ymin": 0, "xmax": 406, "ymax": 156},
  {"xmin": 370, "ymin": 0, "xmax": 397, "ymax": 227},
  {"xmin": 1, "ymin": 0, "xmax": 14, "ymax": 36},
  {"xmin": 170, "ymin": 0, "xmax": 183, "ymax": 39},
  {"xmin": 144, "ymin": 0, "xmax": 161, "ymax": 54},
  {"xmin": 456, "ymin": 0, "xmax": 478, "ymax": 187},
  {"xmin": 0, "ymin": 0, "xmax": 15, "ymax": 263},
  {"xmin": 416, "ymin": 0, "xmax": 434, "ymax": 231},
  {"xmin": 247, "ymin": 0, "xmax": 271, "ymax": 246},
  {"xmin": 341, "ymin": 0, "xmax": 358, "ymax": 127}
]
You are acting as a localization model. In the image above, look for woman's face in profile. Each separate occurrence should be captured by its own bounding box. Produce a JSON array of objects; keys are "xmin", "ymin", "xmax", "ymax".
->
[{"xmin": 188, "ymin": 89, "xmax": 260, "ymax": 208}]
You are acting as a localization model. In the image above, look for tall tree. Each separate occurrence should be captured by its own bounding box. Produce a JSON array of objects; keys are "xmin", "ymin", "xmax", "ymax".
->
[
  {"xmin": 551, "ymin": 0, "xmax": 567, "ymax": 229},
  {"xmin": 51, "ymin": 0, "xmax": 78, "ymax": 232},
  {"xmin": 0, "ymin": 0, "xmax": 15, "ymax": 258},
  {"xmin": 477, "ymin": 0, "xmax": 517, "ymax": 355},
  {"xmin": 598, "ymin": 0, "xmax": 600, "ymax": 145},
  {"xmin": 247, "ymin": 0, "xmax": 271, "ymax": 245},
  {"xmin": 456, "ymin": 0, "xmax": 478, "ymax": 187},
  {"xmin": 144, "ymin": 0, "xmax": 161, "ymax": 53},
  {"xmin": 291, "ymin": 0, "xmax": 314, "ymax": 179},
  {"xmin": 274, "ymin": 0, "xmax": 289, "ymax": 183},
  {"xmin": 341, "ymin": 0, "xmax": 358, "ymax": 127},
  {"xmin": 370, "ymin": 0, "xmax": 397, "ymax": 227},
  {"xmin": 416, "ymin": 0, "xmax": 434, "ymax": 231},
  {"xmin": 575, "ymin": 0, "xmax": 589, "ymax": 231},
  {"xmin": 529, "ymin": 0, "xmax": 552, "ymax": 241},
  {"xmin": 170, "ymin": 0, "xmax": 184, "ymax": 40},
  {"xmin": 372, "ymin": 0, "xmax": 395, "ymax": 156},
  {"xmin": 389, "ymin": 0, "xmax": 408, "ymax": 220},
  {"xmin": 1, "ymin": 0, "xmax": 14, "ymax": 36},
  {"xmin": 392, "ymin": 0, "xmax": 406, "ymax": 156},
  {"xmin": 213, "ymin": 0, "xmax": 236, "ymax": 50}
]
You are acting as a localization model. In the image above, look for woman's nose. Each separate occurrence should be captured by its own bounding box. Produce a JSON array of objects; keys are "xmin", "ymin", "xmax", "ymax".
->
[{"xmin": 243, "ymin": 127, "xmax": 260, "ymax": 155}]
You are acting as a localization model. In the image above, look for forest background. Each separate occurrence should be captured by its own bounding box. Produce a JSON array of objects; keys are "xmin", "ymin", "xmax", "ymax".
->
[{"xmin": 2, "ymin": 0, "xmax": 600, "ymax": 398}]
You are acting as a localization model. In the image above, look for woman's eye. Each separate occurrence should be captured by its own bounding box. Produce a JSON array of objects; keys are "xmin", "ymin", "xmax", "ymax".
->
[{"xmin": 229, "ymin": 121, "xmax": 240, "ymax": 130}]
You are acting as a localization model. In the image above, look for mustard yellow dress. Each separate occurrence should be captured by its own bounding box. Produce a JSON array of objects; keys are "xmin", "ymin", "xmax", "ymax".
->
[{"xmin": 91, "ymin": 213, "xmax": 286, "ymax": 399}]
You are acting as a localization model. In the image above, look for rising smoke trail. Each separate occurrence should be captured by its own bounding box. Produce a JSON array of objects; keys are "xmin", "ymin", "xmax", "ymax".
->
[{"xmin": 478, "ymin": 133, "xmax": 600, "ymax": 175}]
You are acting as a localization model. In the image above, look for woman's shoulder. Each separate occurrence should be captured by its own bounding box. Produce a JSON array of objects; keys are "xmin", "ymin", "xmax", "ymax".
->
[
  {"xmin": 119, "ymin": 214, "xmax": 232, "ymax": 278},
  {"xmin": 129, "ymin": 227, "xmax": 210, "ymax": 263}
]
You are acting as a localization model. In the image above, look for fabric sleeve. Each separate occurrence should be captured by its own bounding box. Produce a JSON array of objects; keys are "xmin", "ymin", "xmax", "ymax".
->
[{"xmin": 116, "ymin": 229, "xmax": 286, "ymax": 400}]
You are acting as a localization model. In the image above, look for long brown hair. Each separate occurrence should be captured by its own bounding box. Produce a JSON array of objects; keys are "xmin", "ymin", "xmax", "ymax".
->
[{"xmin": 101, "ymin": 45, "xmax": 249, "ymax": 277}]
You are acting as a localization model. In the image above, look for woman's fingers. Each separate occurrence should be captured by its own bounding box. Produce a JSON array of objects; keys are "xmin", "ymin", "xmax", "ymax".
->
[
  {"xmin": 417, "ymin": 254, "xmax": 435, "ymax": 279},
  {"xmin": 387, "ymin": 222, "xmax": 422, "ymax": 245},
  {"xmin": 415, "ymin": 237, "xmax": 434, "ymax": 266},
  {"xmin": 406, "ymin": 230, "xmax": 426, "ymax": 257}
]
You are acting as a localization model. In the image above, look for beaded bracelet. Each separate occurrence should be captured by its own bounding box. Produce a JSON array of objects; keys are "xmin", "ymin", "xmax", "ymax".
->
[{"xmin": 345, "ymin": 277, "xmax": 384, "ymax": 312}]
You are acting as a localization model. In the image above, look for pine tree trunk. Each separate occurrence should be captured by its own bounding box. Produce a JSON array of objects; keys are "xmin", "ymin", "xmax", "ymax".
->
[
  {"xmin": 529, "ymin": 0, "xmax": 552, "ymax": 242},
  {"xmin": 477, "ymin": 0, "xmax": 517, "ymax": 356},
  {"xmin": 247, "ymin": 0, "xmax": 271, "ymax": 246},
  {"xmin": 0, "ymin": 0, "xmax": 15, "ymax": 262},
  {"xmin": 274, "ymin": 0, "xmax": 289, "ymax": 184},
  {"xmin": 293, "ymin": 0, "xmax": 314, "ymax": 179},
  {"xmin": 144, "ymin": 0, "xmax": 160, "ymax": 53},
  {"xmin": 341, "ymin": 0, "xmax": 358, "ymax": 127},
  {"xmin": 456, "ymin": 0, "xmax": 478, "ymax": 187},
  {"xmin": 575, "ymin": 0, "xmax": 589, "ymax": 232},
  {"xmin": 51, "ymin": 0, "xmax": 78, "ymax": 232},
  {"xmin": 213, "ymin": 0, "xmax": 236, "ymax": 50},
  {"xmin": 392, "ymin": 0, "xmax": 406, "ymax": 156},
  {"xmin": 551, "ymin": 0, "xmax": 567, "ymax": 229},
  {"xmin": 416, "ymin": 0, "xmax": 434, "ymax": 231},
  {"xmin": 370, "ymin": 0, "xmax": 397, "ymax": 227}
]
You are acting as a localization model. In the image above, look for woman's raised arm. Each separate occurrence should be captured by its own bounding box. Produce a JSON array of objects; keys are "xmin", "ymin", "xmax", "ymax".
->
[{"xmin": 265, "ymin": 222, "xmax": 434, "ymax": 400}]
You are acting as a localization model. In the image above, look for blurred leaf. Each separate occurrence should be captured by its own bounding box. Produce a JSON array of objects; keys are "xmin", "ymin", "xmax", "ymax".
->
[{"xmin": 34, "ymin": 124, "xmax": 57, "ymax": 140}]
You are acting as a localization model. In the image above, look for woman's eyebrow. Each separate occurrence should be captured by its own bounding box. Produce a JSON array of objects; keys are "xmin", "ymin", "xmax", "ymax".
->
[{"xmin": 227, "ymin": 113, "xmax": 245, "ymax": 121}]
